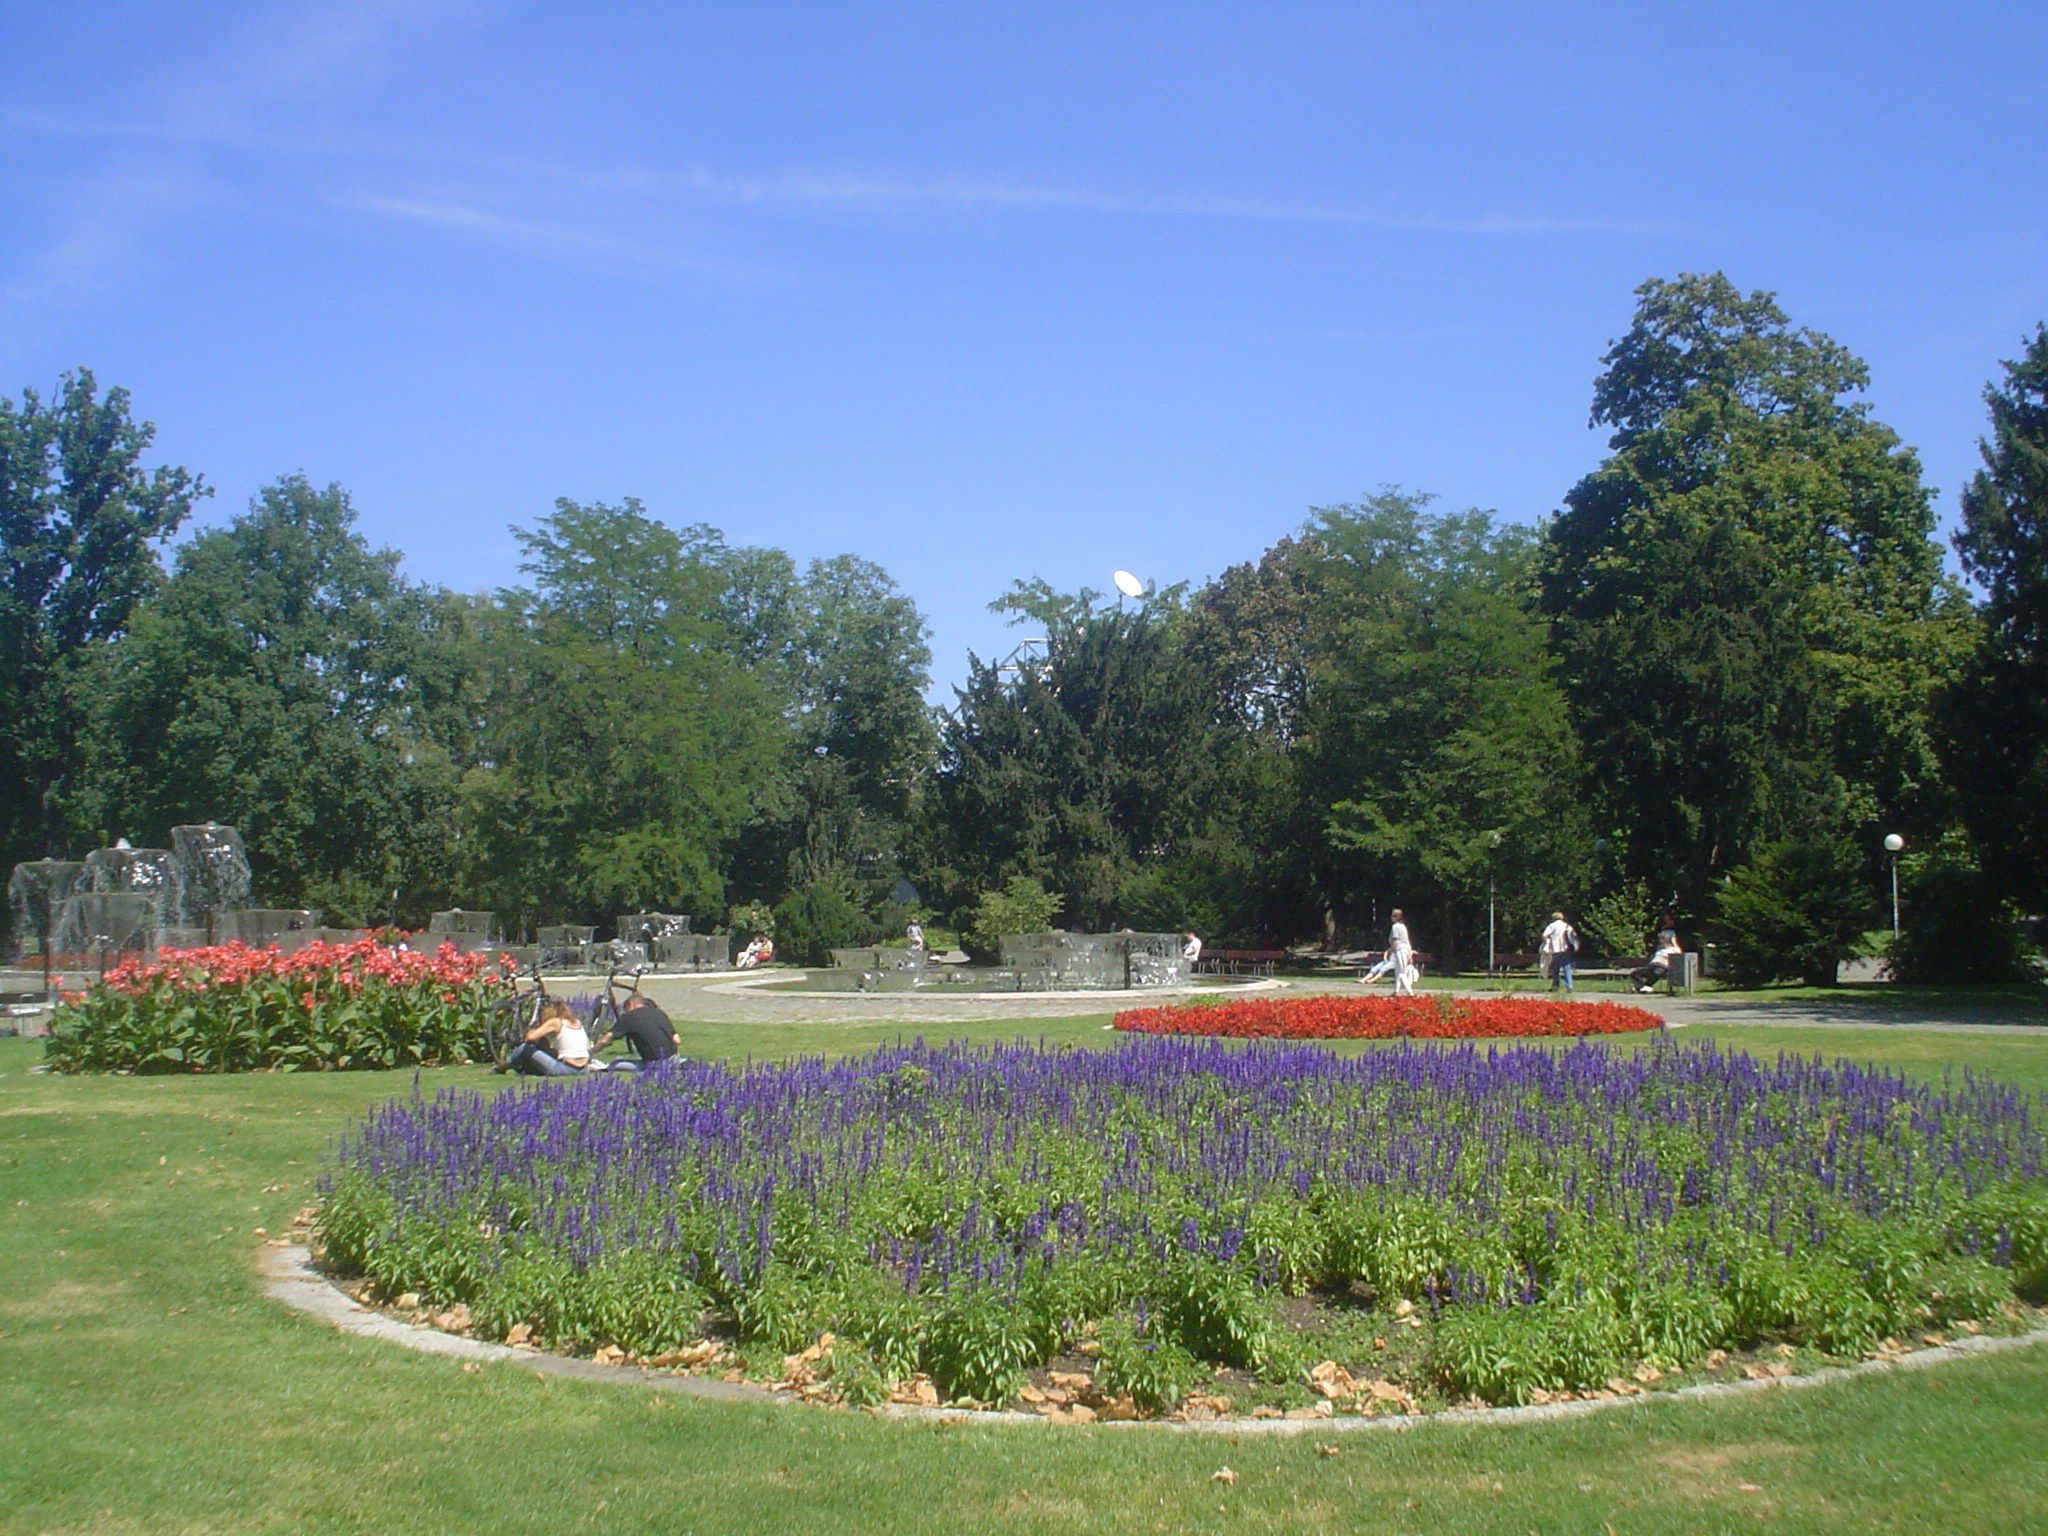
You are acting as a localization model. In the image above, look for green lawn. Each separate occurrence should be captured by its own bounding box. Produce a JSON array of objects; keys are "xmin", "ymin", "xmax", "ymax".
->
[{"xmin": 5, "ymin": 1023, "xmax": 2048, "ymax": 1536}]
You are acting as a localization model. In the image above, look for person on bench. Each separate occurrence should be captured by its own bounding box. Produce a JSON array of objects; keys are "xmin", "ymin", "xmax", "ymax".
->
[
  {"xmin": 1632, "ymin": 928, "xmax": 1683, "ymax": 993},
  {"xmin": 595, "ymin": 989, "xmax": 679, "ymax": 1071}
]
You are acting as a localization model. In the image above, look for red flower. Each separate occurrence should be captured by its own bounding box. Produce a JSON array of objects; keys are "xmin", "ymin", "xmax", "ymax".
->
[{"xmin": 1112, "ymin": 993, "xmax": 1660, "ymax": 1040}]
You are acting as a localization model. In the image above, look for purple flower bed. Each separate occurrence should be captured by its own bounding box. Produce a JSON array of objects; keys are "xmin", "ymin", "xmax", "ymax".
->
[{"xmin": 318, "ymin": 1038, "xmax": 2048, "ymax": 1406}]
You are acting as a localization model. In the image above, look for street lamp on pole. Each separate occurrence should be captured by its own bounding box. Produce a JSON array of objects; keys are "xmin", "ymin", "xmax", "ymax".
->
[
  {"xmin": 1882, "ymin": 833, "xmax": 1904, "ymax": 944},
  {"xmin": 1485, "ymin": 829, "xmax": 1504, "ymax": 976}
]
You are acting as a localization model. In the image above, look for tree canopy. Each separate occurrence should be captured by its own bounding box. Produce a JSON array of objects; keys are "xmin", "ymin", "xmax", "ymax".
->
[
  {"xmin": 1541, "ymin": 273, "xmax": 1960, "ymax": 908},
  {"xmin": 0, "ymin": 371, "xmax": 204, "ymax": 868},
  {"xmin": 1948, "ymin": 325, "xmax": 2048, "ymax": 904},
  {"xmin": 10, "ymin": 282, "xmax": 2038, "ymax": 973}
]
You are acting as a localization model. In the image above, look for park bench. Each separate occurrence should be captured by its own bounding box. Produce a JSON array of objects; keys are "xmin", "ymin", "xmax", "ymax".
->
[
  {"xmin": 1195, "ymin": 949, "xmax": 1288, "ymax": 976},
  {"xmin": 1355, "ymin": 950, "xmax": 1436, "ymax": 981},
  {"xmin": 1572, "ymin": 953, "xmax": 1697, "ymax": 996}
]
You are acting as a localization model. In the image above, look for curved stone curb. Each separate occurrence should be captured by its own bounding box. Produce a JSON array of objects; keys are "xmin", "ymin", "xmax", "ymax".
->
[
  {"xmin": 263, "ymin": 1244, "xmax": 2048, "ymax": 1434},
  {"xmin": 260, "ymin": 1245, "xmax": 772, "ymax": 1405}
]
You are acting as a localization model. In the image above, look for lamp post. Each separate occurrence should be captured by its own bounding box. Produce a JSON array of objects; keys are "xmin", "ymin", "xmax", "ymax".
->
[
  {"xmin": 1485, "ymin": 829, "xmax": 1504, "ymax": 977},
  {"xmin": 1882, "ymin": 833, "xmax": 1904, "ymax": 944}
]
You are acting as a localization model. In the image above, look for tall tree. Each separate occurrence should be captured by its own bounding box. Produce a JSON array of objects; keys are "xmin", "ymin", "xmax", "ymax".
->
[
  {"xmin": 79, "ymin": 476, "xmax": 458, "ymax": 922},
  {"xmin": 1948, "ymin": 324, "xmax": 2048, "ymax": 907},
  {"xmin": 461, "ymin": 499, "xmax": 788, "ymax": 930},
  {"xmin": 932, "ymin": 591, "xmax": 1214, "ymax": 930},
  {"xmin": 1541, "ymin": 273, "xmax": 1963, "ymax": 909},
  {"xmin": 0, "ymin": 371, "xmax": 204, "ymax": 866},
  {"xmin": 1298, "ymin": 491, "xmax": 1593, "ymax": 962},
  {"xmin": 711, "ymin": 545, "xmax": 934, "ymax": 904}
]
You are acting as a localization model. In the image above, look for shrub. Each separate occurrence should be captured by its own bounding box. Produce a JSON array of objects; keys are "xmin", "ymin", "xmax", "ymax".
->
[
  {"xmin": 1711, "ymin": 837, "xmax": 1871, "ymax": 987},
  {"xmin": 771, "ymin": 880, "xmax": 871, "ymax": 967},
  {"xmin": 921, "ymin": 1292, "xmax": 1038, "ymax": 1402},
  {"xmin": 961, "ymin": 875, "xmax": 1061, "ymax": 963},
  {"xmin": 1580, "ymin": 879, "xmax": 1657, "ymax": 960},
  {"xmin": 1095, "ymin": 1312, "xmax": 1202, "ymax": 1410},
  {"xmin": 1885, "ymin": 842, "xmax": 2039, "ymax": 984},
  {"xmin": 726, "ymin": 899, "xmax": 776, "ymax": 939}
]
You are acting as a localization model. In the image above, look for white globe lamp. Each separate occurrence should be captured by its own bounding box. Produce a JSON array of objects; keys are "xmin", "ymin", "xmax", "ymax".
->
[{"xmin": 1882, "ymin": 833, "xmax": 1904, "ymax": 945}]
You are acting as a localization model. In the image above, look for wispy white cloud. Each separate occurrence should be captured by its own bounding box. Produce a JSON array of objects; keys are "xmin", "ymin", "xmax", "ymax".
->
[
  {"xmin": 1, "ymin": 1, "xmax": 487, "ymax": 327},
  {"xmin": 6, "ymin": 100, "xmax": 1680, "ymax": 262},
  {"xmin": 572, "ymin": 162, "xmax": 1680, "ymax": 238},
  {"xmin": 347, "ymin": 194, "xmax": 771, "ymax": 283}
]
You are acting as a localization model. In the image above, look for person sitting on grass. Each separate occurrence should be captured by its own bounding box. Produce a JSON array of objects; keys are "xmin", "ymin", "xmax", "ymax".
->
[
  {"xmin": 1632, "ymin": 928, "xmax": 1684, "ymax": 993},
  {"xmin": 594, "ymin": 989, "xmax": 679, "ymax": 1071},
  {"xmin": 508, "ymin": 999, "xmax": 596, "ymax": 1077}
]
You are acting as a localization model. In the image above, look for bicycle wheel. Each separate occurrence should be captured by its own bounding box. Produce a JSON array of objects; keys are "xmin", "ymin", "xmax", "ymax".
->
[{"xmin": 487, "ymin": 989, "xmax": 539, "ymax": 1068}]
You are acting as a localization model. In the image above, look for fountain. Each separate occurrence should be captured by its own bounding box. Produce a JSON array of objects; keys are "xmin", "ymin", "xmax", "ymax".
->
[
  {"xmin": 53, "ymin": 892, "xmax": 156, "ymax": 971},
  {"xmin": 428, "ymin": 909, "xmax": 496, "ymax": 954},
  {"xmin": 81, "ymin": 843, "xmax": 176, "ymax": 918},
  {"xmin": 169, "ymin": 823, "xmax": 252, "ymax": 944},
  {"xmin": 614, "ymin": 912, "xmax": 727, "ymax": 970},
  {"xmin": 812, "ymin": 930, "xmax": 1192, "ymax": 993},
  {"xmin": 219, "ymin": 909, "xmax": 321, "ymax": 952},
  {"xmin": 536, "ymin": 924, "xmax": 597, "ymax": 969},
  {"xmin": 7, "ymin": 859, "xmax": 82, "ymax": 979}
]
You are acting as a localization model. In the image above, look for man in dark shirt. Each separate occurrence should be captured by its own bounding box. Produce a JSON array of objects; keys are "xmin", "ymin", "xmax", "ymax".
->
[{"xmin": 595, "ymin": 991, "xmax": 679, "ymax": 1069}]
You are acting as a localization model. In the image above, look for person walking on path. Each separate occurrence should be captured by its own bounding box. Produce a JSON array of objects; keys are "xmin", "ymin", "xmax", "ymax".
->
[
  {"xmin": 1388, "ymin": 909, "xmax": 1418, "ymax": 996},
  {"xmin": 1540, "ymin": 911, "xmax": 1578, "ymax": 992}
]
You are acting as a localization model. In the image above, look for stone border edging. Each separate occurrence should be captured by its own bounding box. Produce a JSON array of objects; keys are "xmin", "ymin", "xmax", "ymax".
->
[{"xmin": 260, "ymin": 1243, "xmax": 2048, "ymax": 1435}]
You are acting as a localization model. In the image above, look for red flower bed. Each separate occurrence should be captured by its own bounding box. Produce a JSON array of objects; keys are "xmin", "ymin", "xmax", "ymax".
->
[
  {"xmin": 93, "ymin": 937, "xmax": 508, "ymax": 997},
  {"xmin": 1113, "ymin": 993, "xmax": 1662, "ymax": 1040},
  {"xmin": 47, "ymin": 938, "xmax": 513, "ymax": 1073}
]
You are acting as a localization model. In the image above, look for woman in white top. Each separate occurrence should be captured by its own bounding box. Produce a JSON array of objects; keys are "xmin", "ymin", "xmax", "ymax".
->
[
  {"xmin": 1632, "ymin": 929, "xmax": 1684, "ymax": 993},
  {"xmin": 1389, "ymin": 910, "xmax": 1418, "ymax": 996},
  {"xmin": 551, "ymin": 1007, "xmax": 595, "ymax": 1070},
  {"xmin": 510, "ymin": 1000, "xmax": 594, "ymax": 1077}
]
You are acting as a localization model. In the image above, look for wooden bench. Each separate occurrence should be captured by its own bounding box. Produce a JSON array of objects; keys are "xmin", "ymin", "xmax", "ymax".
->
[
  {"xmin": 1355, "ymin": 951, "xmax": 1436, "ymax": 982},
  {"xmin": 1575, "ymin": 953, "xmax": 1696, "ymax": 995},
  {"xmin": 1195, "ymin": 949, "xmax": 1288, "ymax": 976}
]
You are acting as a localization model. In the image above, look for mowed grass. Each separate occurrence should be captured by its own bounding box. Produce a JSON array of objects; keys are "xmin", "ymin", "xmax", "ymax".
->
[{"xmin": 5, "ymin": 1020, "xmax": 2048, "ymax": 1536}]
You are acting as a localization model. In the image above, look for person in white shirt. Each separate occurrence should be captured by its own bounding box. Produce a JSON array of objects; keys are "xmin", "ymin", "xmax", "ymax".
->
[
  {"xmin": 509, "ymin": 1000, "xmax": 595, "ymax": 1077},
  {"xmin": 1539, "ymin": 911, "xmax": 1578, "ymax": 992},
  {"xmin": 1389, "ymin": 910, "xmax": 1418, "ymax": 996},
  {"xmin": 1633, "ymin": 928, "xmax": 1684, "ymax": 993},
  {"xmin": 552, "ymin": 1011, "xmax": 597, "ymax": 1070},
  {"xmin": 1181, "ymin": 932, "xmax": 1202, "ymax": 968}
]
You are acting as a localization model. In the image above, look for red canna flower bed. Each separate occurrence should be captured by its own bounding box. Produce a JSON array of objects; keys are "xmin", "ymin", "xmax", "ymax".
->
[
  {"xmin": 1113, "ymin": 993, "xmax": 1662, "ymax": 1040},
  {"xmin": 48, "ymin": 938, "xmax": 513, "ymax": 1074}
]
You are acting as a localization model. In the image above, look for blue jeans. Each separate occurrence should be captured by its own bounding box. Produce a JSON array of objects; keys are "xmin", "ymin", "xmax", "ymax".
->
[
  {"xmin": 509, "ymin": 1044, "xmax": 580, "ymax": 1078},
  {"xmin": 1546, "ymin": 953, "xmax": 1573, "ymax": 990}
]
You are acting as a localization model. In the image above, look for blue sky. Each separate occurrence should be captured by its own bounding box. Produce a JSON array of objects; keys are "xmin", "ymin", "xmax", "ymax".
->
[{"xmin": 5, "ymin": 2, "xmax": 2045, "ymax": 689}]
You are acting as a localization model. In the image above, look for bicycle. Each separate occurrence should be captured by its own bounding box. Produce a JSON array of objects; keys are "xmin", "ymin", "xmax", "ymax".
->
[
  {"xmin": 488, "ymin": 956, "xmax": 650, "ymax": 1072},
  {"xmin": 486, "ymin": 958, "xmax": 552, "ymax": 1070}
]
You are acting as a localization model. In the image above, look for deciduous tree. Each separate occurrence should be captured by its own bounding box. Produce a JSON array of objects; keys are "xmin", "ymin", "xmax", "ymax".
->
[
  {"xmin": 80, "ymin": 476, "xmax": 454, "ymax": 922},
  {"xmin": 0, "ymin": 371, "xmax": 203, "ymax": 866},
  {"xmin": 1947, "ymin": 324, "xmax": 2048, "ymax": 908},
  {"xmin": 1542, "ymin": 274, "xmax": 1963, "ymax": 909}
]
